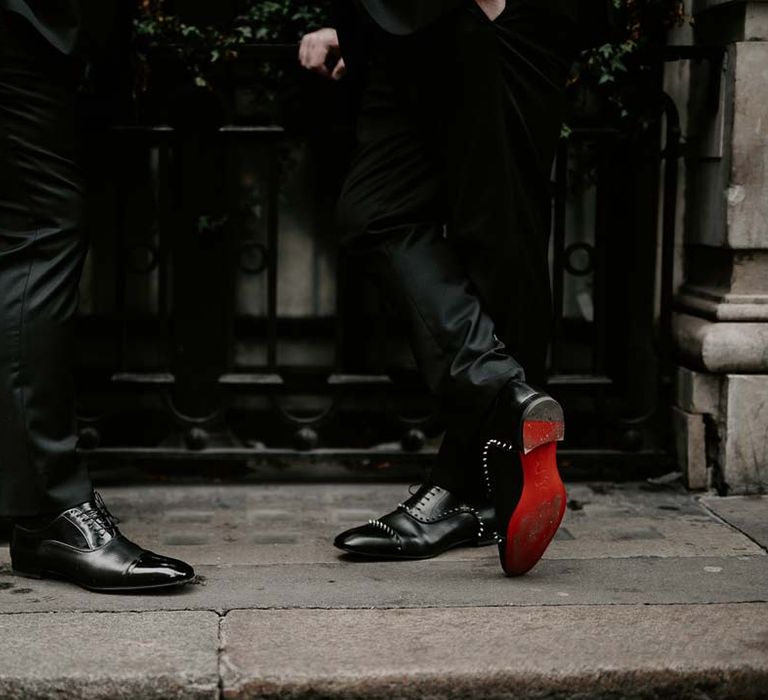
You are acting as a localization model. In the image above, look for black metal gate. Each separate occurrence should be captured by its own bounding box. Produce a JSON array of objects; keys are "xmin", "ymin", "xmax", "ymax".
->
[{"xmin": 75, "ymin": 44, "xmax": 680, "ymax": 480}]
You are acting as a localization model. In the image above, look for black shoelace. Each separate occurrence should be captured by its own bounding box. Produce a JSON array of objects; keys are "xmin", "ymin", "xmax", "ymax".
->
[{"xmin": 77, "ymin": 492, "xmax": 120, "ymax": 537}]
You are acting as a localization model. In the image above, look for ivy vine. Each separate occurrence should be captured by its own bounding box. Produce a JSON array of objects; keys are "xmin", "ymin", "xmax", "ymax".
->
[
  {"xmin": 135, "ymin": 0, "xmax": 330, "ymax": 87},
  {"xmin": 572, "ymin": 0, "xmax": 688, "ymax": 125}
]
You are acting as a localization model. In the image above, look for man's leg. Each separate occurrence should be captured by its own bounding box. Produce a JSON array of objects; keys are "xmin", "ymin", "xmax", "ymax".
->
[
  {"xmin": 0, "ymin": 12, "xmax": 195, "ymax": 592},
  {"xmin": 438, "ymin": 1, "xmax": 580, "ymax": 575},
  {"xmin": 0, "ymin": 11, "xmax": 93, "ymax": 517},
  {"xmin": 431, "ymin": 430, "xmax": 486, "ymax": 499},
  {"xmin": 334, "ymin": 3, "xmax": 578, "ymax": 563},
  {"xmin": 333, "ymin": 36, "xmax": 519, "ymax": 559},
  {"xmin": 423, "ymin": 1, "xmax": 578, "ymax": 498},
  {"xmin": 443, "ymin": 0, "xmax": 580, "ymax": 382},
  {"xmin": 338, "ymin": 51, "xmax": 525, "ymax": 427},
  {"xmin": 339, "ymin": 46, "xmax": 521, "ymax": 500}
]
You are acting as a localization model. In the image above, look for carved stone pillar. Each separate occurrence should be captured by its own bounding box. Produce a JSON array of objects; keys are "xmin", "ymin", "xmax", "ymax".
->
[{"xmin": 672, "ymin": 0, "xmax": 768, "ymax": 493}]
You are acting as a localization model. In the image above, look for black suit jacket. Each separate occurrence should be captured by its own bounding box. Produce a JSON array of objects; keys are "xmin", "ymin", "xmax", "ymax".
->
[
  {"xmin": 354, "ymin": 0, "xmax": 612, "ymax": 44},
  {"xmin": 0, "ymin": 0, "xmax": 116, "ymax": 54},
  {"xmin": 359, "ymin": 0, "xmax": 463, "ymax": 35}
]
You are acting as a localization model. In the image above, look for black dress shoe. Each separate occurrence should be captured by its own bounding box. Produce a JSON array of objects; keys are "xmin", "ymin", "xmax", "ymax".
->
[
  {"xmin": 334, "ymin": 484, "xmax": 497, "ymax": 560},
  {"xmin": 482, "ymin": 380, "xmax": 566, "ymax": 576},
  {"xmin": 10, "ymin": 494, "xmax": 195, "ymax": 592}
]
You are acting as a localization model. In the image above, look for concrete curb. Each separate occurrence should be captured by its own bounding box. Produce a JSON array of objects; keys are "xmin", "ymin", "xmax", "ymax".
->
[
  {"xmin": 0, "ymin": 611, "xmax": 220, "ymax": 700},
  {"xmin": 220, "ymin": 605, "xmax": 768, "ymax": 700}
]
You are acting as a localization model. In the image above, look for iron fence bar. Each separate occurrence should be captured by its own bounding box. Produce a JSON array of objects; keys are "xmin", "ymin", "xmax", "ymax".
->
[
  {"xmin": 592, "ymin": 138, "xmax": 609, "ymax": 376},
  {"xmin": 264, "ymin": 142, "xmax": 280, "ymax": 370},
  {"xmin": 215, "ymin": 372, "xmax": 613, "ymax": 390},
  {"xmin": 113, "ymin": 137, "xmax": 129, "ymax": 373},
  {"xmin": 156, "ymin": 43, "xmax": 298, "ymax": 59},
  {"xmin": 111, "ymin": 372, "xmax": 174, "ymax": 384},
  {"xmin": 111, "ymin": 125, "xmax": 284, "ymax": 136},
  {"xmin": 550, "ymin": 138, "xmax": 569, "ymax": 375},
  {"xmin": 663, "ymin": 45, "xmax": 725, "ymax": 62},
  {"xmin": 223, "ymin": 131, "xmax": 236, "ymax": 374},
  {"xmin": 658, "ymin": 92, "xmax": 682, "ymax": 378},
  {"xmin": 157, "ymin": 142, "xmax": 171, "ymax": 367},
  {"xmin": 334, "ymin": 253, "xmax": 346, "ymax": 373},
  {"xmin": 80, "ymin": 448, "xmax": 674, "ymax": 482}
]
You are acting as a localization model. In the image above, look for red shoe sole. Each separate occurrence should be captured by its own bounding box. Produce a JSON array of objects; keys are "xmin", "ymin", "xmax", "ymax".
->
[
  {"xmin": 523, "ymin": 418, "xmax": 565, "ymax": 454},
  {"xmin": 503, "ymin": 438, "xmax": 566, "ymax": 576},
  {"xmin": 485, "ymin": 418, "xmax": 566, "ymax": 577}
]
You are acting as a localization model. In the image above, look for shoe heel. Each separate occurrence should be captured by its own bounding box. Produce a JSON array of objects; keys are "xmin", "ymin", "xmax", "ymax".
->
[
  {"xmin": 521, "ymin": 398, "xmax": 564, "ymax": 454},
  {"xmin": 11, "ymin": 565, "xmax": 44, "ymax": 580},
  {"xmin": 522, "ymin": 419, "xmax": 564, "ymax": 453},
  {"xmin": 10, "ymin": 551, "xmax": 45, "ymax": 580},
  {"xmin": 502, "ymin": 440, "xmax": 566, "ymax": 577}
]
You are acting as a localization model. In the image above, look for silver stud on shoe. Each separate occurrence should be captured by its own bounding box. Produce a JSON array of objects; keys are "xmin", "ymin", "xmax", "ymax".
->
[{"xmin": 368, "ymin": 519, "xmax": 403, "ymax": 551}]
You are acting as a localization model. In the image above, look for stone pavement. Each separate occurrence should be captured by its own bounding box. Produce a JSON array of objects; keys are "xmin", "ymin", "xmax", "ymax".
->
[{"xmin": 0, "ymin": 482, "xmax": 766, "ymax": 699}]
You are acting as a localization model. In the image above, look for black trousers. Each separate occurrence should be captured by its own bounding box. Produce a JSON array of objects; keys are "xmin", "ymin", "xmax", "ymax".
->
[
  {"xmin": 338, "ymin": 1, "xmax": 578, "ymax": 496},
  {"xmin": 0, "ymin": 11, "xmax": 92, "ymax": 516}
]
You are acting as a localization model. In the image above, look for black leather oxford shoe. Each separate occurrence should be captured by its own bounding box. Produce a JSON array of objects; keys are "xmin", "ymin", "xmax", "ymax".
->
[
  {"xmin": 334, "ymin": 484, "xmax": 497, "ymax": 560},
  {"xmin": 482, "ymin": 379, "xmax": 566, "ymax": 576},
  {"xmin": 10, "ymin": 494, "xmax": 195, "ymax": 592}
]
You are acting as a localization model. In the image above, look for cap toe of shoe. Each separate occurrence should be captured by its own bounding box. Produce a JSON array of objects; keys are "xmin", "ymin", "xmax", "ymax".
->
[
  {"xmin": 334, "ymin": 525, "xmax": 396, "ymax": 556},
  {"xmin": 129, "ymin": 552, "xmax": 196, "ymax": 586}
]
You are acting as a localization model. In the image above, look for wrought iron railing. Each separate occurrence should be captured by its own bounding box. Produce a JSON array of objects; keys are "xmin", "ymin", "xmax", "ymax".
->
[{"xmin": 75, "ymin": 44, "xmax": 687, "ymax": 480}]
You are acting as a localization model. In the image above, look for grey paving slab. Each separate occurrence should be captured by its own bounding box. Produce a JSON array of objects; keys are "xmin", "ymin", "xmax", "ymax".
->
[
  {"xmin": 0, "ymin": 611, "xmax": 219, "ymax": 699},
  {"xmin": 0, "ymin": 483, "xmax": 756, "ymax": 568},
  {"xmin": 701, "ymin": 495, "xmax": 768, "ymax": 550},
  {"xmin": 220, "ymin": 604, "xmax": 768, "ymax": 699},
  {"xmin": 0, "ymin": 484, "xmax": 765, "ymax": 700},
  {"xmin": 1, "ymin": 554, "xmax": 766, "ymax": 614}
]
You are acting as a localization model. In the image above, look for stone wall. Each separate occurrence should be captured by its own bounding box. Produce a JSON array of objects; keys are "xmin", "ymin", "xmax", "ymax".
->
[{"xmin": 671, "ymin": 0, "xmax": 768, "ymax": 494}]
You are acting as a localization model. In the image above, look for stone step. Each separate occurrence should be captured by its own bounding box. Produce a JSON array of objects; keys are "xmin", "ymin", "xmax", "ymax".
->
[
  {"xmin": 0, "ymin": 610, "xmax": 220, "ymax": 700},
  {"xmin": 1, "ymin": 486, "xmax": 764, "ymax": 698},
  {"xmin": 2, "ymin": 604, "xmax": 766, "ymax": 699},
  {"xmin": 221, "ymin": 604, "xmax": 768, "ymax": 700}
]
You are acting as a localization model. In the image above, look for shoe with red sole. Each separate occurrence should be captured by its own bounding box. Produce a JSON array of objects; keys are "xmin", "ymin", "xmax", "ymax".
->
[{"xmin": 482, "ymin": 380, "xmax": 566, "ymax": 576}]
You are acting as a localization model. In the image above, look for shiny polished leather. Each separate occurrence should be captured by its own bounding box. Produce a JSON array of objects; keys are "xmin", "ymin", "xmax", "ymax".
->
[
  {"xmin": 10, "ymin": 496, "xmax": 195, "ymax": 592},
  {"xmin": 334, "ymin": 484, "xmax": 497, "ymax": 559}
]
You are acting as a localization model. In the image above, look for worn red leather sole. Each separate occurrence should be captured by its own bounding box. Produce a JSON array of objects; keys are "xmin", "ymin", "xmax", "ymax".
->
[
  {"xmin": 504, "ymin": 434, "xmax": 566, "ymax": 576},
  {"xmin": 484, "ymin": 418, "xmax": 566, "ymax": 577}
]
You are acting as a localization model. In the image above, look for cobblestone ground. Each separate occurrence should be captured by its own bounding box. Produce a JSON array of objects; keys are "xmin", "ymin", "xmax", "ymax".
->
[{"xmin": 0, "ymin": 482, "xmax": 766, "ymax": 699}]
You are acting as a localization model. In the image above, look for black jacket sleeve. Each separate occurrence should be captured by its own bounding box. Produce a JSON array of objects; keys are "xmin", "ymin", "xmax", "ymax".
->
[{"xmin": 1, "ymin": 0, "xmax": 116, "ymax": 54}]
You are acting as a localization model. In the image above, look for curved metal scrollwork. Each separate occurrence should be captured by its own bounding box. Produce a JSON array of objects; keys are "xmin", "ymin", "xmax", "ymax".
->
[
  {"xmin": 126, "ymin": 243, "xmax": 159, "ymax": 274},
  {"xmin": 239, "ymin": 241, "xmax": 269, "ymax": 274},
  {"xmin": 563, "ymin": 242, "xmax": 594, "ymax": 277}
]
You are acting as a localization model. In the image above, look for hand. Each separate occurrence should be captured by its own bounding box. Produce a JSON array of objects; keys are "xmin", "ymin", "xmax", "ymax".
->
[
  {"xmin": 299, "ymin": 28, "xmax": 347, "ymax": 81},
  {"xmin": 474, "ymin": 0, "xmax": 505, "ymax": 21}
]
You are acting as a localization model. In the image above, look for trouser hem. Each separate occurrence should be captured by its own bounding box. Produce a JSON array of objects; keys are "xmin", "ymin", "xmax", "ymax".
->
[{"xmin": 0, "ymin": 486, "xmax": 94, "ymax": 518}]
